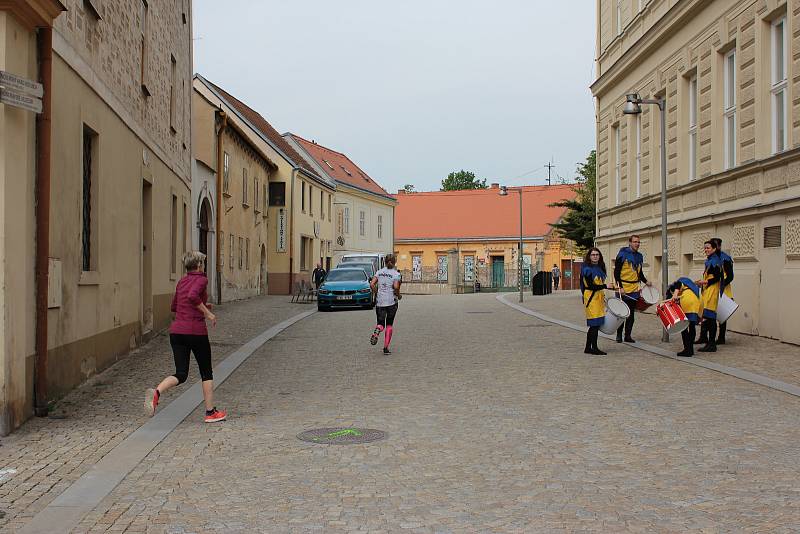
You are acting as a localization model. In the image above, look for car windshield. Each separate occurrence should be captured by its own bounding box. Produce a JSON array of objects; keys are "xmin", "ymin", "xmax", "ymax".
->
[
  {"xmin": 342, "ymin": 263, "xmax": 374, "ymax": 275},
  {"xmin": 324, "ymin": 269, "xmax": 367, "ymax": 282}
]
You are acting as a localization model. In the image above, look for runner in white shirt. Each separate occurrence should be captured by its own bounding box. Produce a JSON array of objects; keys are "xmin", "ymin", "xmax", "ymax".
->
[{"xmin": 369, "ymin": 254, "xmax": 402, "ymax": 354}]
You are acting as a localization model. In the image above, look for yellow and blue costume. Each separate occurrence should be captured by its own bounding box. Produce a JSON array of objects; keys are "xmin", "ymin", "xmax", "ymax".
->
[
  {"xmin": 614, "ymin": 247, "xmax": 646, "ymax": 301},
  {"xmin": 581, "ymin": 264, "xmax": 607, "ymax": 327},
  {"xmin": 718, "ymin": 250, "xmax": 734, "ymax": 299},
  {"xmin": 701, "ymin": 254, "xmax": 723, "ymax": 320},
  {"xmin": 668, "ymin": 277, "xmax": 701, "ymax": 324}
]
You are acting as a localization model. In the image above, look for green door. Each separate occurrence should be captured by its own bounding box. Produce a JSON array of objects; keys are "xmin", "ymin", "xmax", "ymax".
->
[{"xmin": 491, "ymin": 257, "xmax": 505, "ymax": 288}]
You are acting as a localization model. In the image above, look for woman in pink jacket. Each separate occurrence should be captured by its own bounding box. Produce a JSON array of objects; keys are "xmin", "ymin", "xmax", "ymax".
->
[{"xmin": 144, "ymin": 251, "xmax": 226, "ymax": 423}]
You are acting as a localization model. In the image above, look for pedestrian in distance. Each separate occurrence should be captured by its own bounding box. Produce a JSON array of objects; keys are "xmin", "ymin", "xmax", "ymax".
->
[
  {"xmin": 695, "ymin": 240, "xmax": 723, "ymax": 353},
  {"xmin": 581, "ymin": 248, "xmax": 617, "ymax": 355},
  {"xmin": 144, "ymin": 251, "xmax": 226, "ymax": 423},
  {"xmin": 369, "ymin": 254, "xmax": 402, "ymax": 355},
  {"xmin": 312, "ymin": 262, "xmax": 326, "ymax": 292},
  {"xmin": 666, "ymin": 277, "xmax": 702, "ymax": 357},
  {"xmin": 613, "ymin": 235, "xmax": 652, "ymax": 343},
  {"xmin": 551, "ymin": 264, "xmax": 561, "ymax": 290}
]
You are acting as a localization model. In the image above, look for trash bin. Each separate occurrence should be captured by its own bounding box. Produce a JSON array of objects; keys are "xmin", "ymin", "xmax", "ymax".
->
[
  {"xmin": 474, "ymin": 281, "xmax": 481, "ymax": 293},
  {"xmin": 531, "ymin": 271, "xmax": 553, "ymax": 295}
]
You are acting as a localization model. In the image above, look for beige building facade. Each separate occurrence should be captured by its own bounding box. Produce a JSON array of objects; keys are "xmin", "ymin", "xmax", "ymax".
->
[
  {"xmin": 0, "ymin": 0, "xmax": 193, "ymax": 434},
  {"xmin": 193, "ymin": 77, "xmax": 336, "ymax": 296},
  {"xmin": 593, "ymin": 0, "xmax": 800, "ymax": 344}
]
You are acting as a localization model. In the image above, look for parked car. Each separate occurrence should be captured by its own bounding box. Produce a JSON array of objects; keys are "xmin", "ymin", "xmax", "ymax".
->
[
  {"xmin": 339, "ymin": 253, "xmax": 386, "ymax": 273},
  {"xmin": 317, "ymin": 268, "xmax": 374, "ymax": 311},
  {"xmin": 335, "ymin": 261, "xmax": 375, "ymax": 279}
]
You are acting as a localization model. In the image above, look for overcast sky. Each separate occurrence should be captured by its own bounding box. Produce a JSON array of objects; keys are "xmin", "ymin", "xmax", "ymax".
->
[{"xmin": 193, "ymin": 1, "xmax": 596, "ymax": 193}]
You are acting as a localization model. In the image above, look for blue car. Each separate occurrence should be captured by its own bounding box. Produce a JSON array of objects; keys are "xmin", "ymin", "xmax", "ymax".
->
[{"xmin": 317, "ymin": 268, "xmax": 374, "ymax": 311}]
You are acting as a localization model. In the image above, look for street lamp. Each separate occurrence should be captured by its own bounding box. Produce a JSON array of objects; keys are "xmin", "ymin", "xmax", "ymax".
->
[
  {"xmin": 623, "ymin": 92, "xmax": 669, "ymax": 342},
  {"xmin": 499, "ymin": 185, "xmax": 524, "ymax": 303}
]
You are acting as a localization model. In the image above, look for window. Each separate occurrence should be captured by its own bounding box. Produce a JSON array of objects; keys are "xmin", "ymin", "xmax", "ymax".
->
[
  {"xmin": 772, "ymin": 17, "xmax": 788, "ymax": 154},
  {"xmin": 182, "ymin": 201, "xmax": 188, "ymax": 255},
  {"xmin": 269, "ymin": 182, "xmax": 285, "ymax": 206},
  {"xmin": 239, "ymin": 237, "xmax": 243, "ymax": 269},
  {"xmin": 764, "ymin": 226, "xmax": 782, "ymax": 248},
  {"xmin": 301, "ymin": 181, "xmax": 306, "ymax": 212},
  {"xmin": 81, "ymin": 126, "xmax": 98, "ymax": 272},
  {"xmin": 170, "ymin": 194, "xmax": 177, "ymax": 275},
  {"xmin": 254, "ymin": 177, "xmax": 260, "ymax": 213},
  {"xmin": 616, "ymin": 0, "xmax": 623, "ymax": 35},
  {"xmin": 328, "ymin": 194, "xmax": 331, "ymax": 222},
  {"xmin": 169, "ymin": 55, "xmax": 177, "ymax": 133},
  {"xmin": 688, "ymin": 75, "xmax": 698, "ymax": 180},
  {"xmin": 378, "ymin": 215, "xmax": 383, "ymax": 240},
  {"xmin": 263, "ymin": 183, "xmax": 268, "ymax": 213},
  {"xmin": 245, "ymin": 238, "xmax": 249, "ymax": 270},
  {"xmin": 359, "ymin": 210, "xmax": 366, "ymax": 237},
  {"xmin": 309, "ymin": 185, "xmax": 313, "ymax": 216},
  {"xmin": 634, "ymin": 114, "xmax": 641, "ymax": 198},
  {"xmin": 724, "ymin": 49, "xmax": 737, "ymax": 170},
  {"xmin": 344, "ymin": 207, "xmax": 350, "ymax": 234},
  {"xmin": 229, "ymin": 234, "xmax": 234, "ymax": 271},
  {"xmin": 300, "ymin": 236, "xmax": 310, "ymax": 271},
  {"xmin": 320, "ymin": 190, "xmax": 324, "ymax": 220},
  {"xmin": 139, "ymin": 0, "xmax": 150, "ymax": 95},
  {"xmin": 242, "ymin": 168, "xmax": 248, "ymax": 205},
  {"xmin": 223, "ymin": 152, "xmax": 230, "ymax": 194},
  {"xmin": 613, "ymin": 125, "xmax": 621, "ymax": 205}
]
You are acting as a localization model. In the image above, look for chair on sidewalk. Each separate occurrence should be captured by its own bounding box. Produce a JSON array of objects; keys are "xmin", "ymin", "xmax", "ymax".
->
[{"xmin": 291, "ymin": 281, "xmax": 304, "ymax": 303}]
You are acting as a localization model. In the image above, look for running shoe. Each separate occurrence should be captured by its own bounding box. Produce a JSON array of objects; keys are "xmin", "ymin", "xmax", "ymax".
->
[
  {"xmin": 370, "ymin": 327, "xmax": 381, "ymax": 346},
  {"xmin": 144, "ymin": 388, "xmax": 159, "ymax": 417},
  {"xmin": 204, "ymin": 408, "xmax": 227, "ymax": 423},
  {"xmin": 383, "ymin": 347, "xmax": 391, "ymax": 355}
]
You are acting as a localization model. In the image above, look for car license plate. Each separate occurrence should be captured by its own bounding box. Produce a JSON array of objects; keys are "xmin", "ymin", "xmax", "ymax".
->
[{"xmin": 336, "ymin": 295, "xmax": 353, "ymax": 300}]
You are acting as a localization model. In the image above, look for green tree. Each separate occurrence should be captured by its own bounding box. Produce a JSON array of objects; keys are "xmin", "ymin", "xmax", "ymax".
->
[
  {"xmin": 440, "ymin": 170, "xmax": 487, "ymax": 191},
  {"xmin": 402, "ymin": 184, "xmax": 416, "ymax": 193},
  {"xmin": 549, "ymin": 150, "xmax": 596, "ymax": 251}
]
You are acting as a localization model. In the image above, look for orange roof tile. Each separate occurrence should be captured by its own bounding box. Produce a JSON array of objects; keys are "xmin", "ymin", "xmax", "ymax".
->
[
  {"xmin": 197, "ymin": 76, "xmax": 331, "ymax": 187},
  {"xmin": 286, "ymin": 134, "xmax": 392, "ymax": 199},
  {"xmin": 394, "ymin": 184, "xmax": 577, "ymax": 241}
]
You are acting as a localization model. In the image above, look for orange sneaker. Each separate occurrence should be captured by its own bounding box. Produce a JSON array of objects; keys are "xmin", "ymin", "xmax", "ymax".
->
[
  {"xmin": 144, "ymin": 388, "xmax": 159, "ymax": 417},
  {"xmin": 204, "ymin": 408, "xmax": 227, "ymax": 423}
]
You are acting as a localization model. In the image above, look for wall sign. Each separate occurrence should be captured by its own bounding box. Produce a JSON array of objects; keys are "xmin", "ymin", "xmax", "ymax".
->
[{"xmin": 277, "ymin": 208, "xmax": 286, "ymax": 252}]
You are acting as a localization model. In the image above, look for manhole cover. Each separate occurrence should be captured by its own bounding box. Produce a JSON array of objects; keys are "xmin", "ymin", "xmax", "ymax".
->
[{"xmin": 297, "ymin": 427, "xmax": 386, "ymax": 445}]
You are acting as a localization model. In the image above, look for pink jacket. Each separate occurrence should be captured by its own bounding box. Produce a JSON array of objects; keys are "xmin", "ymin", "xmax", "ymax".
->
[{"xmin": 169, "ymin": 272, "xmax": 209, "ymax": 336}]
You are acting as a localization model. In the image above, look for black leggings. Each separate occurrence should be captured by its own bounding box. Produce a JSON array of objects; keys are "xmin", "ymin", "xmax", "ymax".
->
[
  {"xmin": 376, "ymin": 303, "xmax": 398, "ymax": 327},
  {"xmin": 617, "ymin": 297, "xmax": 636, "ymax": 338},
  {"xmin": 170, "ymin": 334, "xmax": 213, "ymax": 383},
  {"xmin": 586, "ymin": 326, "xmax": 600, "ymax": 350},
  {"xmin": 681, "ymin": 322, "xmax": 696, "ymax": 352}
]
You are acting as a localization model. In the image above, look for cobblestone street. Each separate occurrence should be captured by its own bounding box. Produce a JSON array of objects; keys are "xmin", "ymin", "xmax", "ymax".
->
[{"xmin": 4, "ymin": 293, "xmax": 800, "ymax": 533}]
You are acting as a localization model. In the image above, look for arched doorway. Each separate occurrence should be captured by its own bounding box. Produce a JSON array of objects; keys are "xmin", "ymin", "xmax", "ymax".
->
[
  {"xmin": 259, "ymin": 244, "xmax": 268, "ymax": 295},
  {"xmin": 199, "ymin": 198, "xmax": 212, "ymax": 272}
]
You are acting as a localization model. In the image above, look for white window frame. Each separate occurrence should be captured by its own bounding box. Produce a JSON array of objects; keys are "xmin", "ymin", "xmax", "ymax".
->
[
  {"xmin": 688, "ymin": 75, "xmax": 698, "ymax": 180},
  {"xmin": 613, "ymin": 125, "xmax": 621, "ymax": 205},
  {"xmin": 634, "ymin": 114, "xmax": 641, "ymax": 198},
  {"xmin": 344, "ymin": 206, "xmax": 350, "ymax": 235},
  {"xmin": 359, "ymin": 210, "xmax": 366, "ymax": 237},
  {"xmin": 377, "ymin": 215, "xmax": 383, "ymax": 240},
  {"xmin": 771, "ymin": 17, "xmax": 788, "ymax": 154},
  {"xmin": 724, "ymin": 49, "xmax": 737, "ymax": 170},
  {"xmin": 616, "ymin": 0, "xmax": 623, "ymax": 35}
]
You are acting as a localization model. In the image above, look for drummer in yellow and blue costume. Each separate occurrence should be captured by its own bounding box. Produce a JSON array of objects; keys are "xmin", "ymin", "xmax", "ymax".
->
[
  {"xmin": 713, "ymin": 237, "xmax": 733, "ymax": 345},
  {"xmin": 613, "ymin": 235, "xmax": 652, "ymax": 343},
  {"xmin": 666, "ymin": 277, "xmax": 701, "ymax": 357},
  {"xmin": 580, "ymin": 247, "xmax": 617, "ymax": 355},
  {"xmin": 695, "ymin": 240, "xmax": 722, "ymax": 353}
]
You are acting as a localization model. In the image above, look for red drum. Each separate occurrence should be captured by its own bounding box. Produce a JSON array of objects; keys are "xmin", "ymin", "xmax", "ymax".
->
[
  {"xmin": 635, "ymin": 285, "xmax": 661, "ymax": 312},
  {"xmin": 656, "ymin": 300, "xmax": 690, "ymax": 335}
]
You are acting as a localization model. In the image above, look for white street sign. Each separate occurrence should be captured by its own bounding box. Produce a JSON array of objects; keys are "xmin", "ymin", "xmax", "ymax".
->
[
  {"xmin": 0, "ymin": 70, "xmax": 43, "ymax": 98},
  {"xmin": 0, "ymin": 88, "xmax": 42, "ymax": 114}
]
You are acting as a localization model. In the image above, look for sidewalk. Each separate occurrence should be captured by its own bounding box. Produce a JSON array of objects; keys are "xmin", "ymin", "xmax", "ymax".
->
[
  {"xmin": 0, "ymin": 295, "xmax": 313, "ymax": 532},
  {"xmin": 514, "ymin": 290, "xmax": 800, "ymax": 389}
]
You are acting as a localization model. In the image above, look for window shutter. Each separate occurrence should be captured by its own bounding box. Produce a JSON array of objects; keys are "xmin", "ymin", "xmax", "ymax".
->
[{"xmin": 764, "ymin": 226, "xmax": 782, "ymax": 248}]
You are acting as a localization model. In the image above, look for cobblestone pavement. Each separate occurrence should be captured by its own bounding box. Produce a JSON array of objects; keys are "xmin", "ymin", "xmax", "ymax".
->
[
  {"xmin": 53, "ymin": 294, "xmax": 800, "ymax": 533},
  {"xmin": 520, "ymin": 290, "xmax": 800, "ymax": 388},
  {"xmin": 0, "ymin": 295, "xmax": 314, "ymax": 532}
]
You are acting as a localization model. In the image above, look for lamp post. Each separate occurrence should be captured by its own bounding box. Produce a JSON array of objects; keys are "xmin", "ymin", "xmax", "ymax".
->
[
  {"xmin": 623, "ymin": 92, "xmax": 669, "ymax": 342},
  {"xmin": 499, "ymin": 185, "xmax": 524, "ymax": 303}
]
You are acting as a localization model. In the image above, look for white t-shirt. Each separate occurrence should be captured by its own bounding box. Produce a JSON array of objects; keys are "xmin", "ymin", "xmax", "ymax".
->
[{"xmin": 374, "ymin": 268, "xmax": 401, "ymax": 307}]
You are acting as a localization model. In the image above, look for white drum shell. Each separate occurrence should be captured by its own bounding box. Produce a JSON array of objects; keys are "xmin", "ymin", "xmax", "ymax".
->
[
  {"xmin": 600, "ymin": 297, "xmax": 630, "ymax": 335},
  {"xmin": 641, "ymin": 285, "xmax": 660, "ymax": 305},
  {"xmin": 717, "ymin": 294, "xmax": 739, "ymax": 324}
]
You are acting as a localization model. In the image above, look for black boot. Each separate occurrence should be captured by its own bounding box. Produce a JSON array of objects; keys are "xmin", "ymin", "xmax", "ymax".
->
[
  {"xmin": 624, "ymin": 304, "xmax": 636, "ymax": 342},
  {"xmin": 616, "ymin": 325, "xmax": 623, "ymax": 343},
  {"xmin": 716, "ymin": 322, "xmax": 727, "ymax": 345},
  {"xmin": 699, "ymin": 322, "xmax": 717, "ymax": 352},
  {"xmin": 694, "ymin": 322, "xmax": 708, "ymax": 345},
  {"xmin": 678, "ymin": 327, "xmax": 694, "ymax": 357},
  {"xmin": 590, "ymin": 328, "xmax": 606, "ymax": 355}
]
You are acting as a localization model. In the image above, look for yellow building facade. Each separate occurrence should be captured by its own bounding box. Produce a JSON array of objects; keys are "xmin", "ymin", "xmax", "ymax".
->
[{"xmin": 593, "ymin": 0, "xmax": 800, "ymax": 343}]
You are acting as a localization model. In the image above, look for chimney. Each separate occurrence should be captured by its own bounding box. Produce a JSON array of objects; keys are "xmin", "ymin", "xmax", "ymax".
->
[
  {"xmin": 397, "ymin": 189, "xmax": 405, "ymax": 195},
  {"xmin": 490, "ymin": 183, "xmax": 499, "ymax": 189}
]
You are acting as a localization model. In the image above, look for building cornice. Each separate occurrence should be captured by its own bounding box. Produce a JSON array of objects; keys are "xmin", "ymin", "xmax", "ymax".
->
[
  {"xmin": 337, "ymin": 181, "xmax": 397, "ymax": 205},
  {"xmin": 0, "ymin": 0, "xmax": 65, "ymax": 29},
  {"xmin": 591, "ymin": 0, "xmax": 707, "ymax": 98},
  {"xmin": 396, "ymin": 236, "xmax": 546, "ymax": 244},
  {"xmin": 597, "ymin": 146, "xmax": 800, "ymax": 218}
]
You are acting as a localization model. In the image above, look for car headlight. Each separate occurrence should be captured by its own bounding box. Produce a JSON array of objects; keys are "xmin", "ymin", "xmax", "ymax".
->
[
  {"xmin": 357, "ymin": 288, "xmax": 371, "ymax": 294},
  {"xmin": 318, "ymin": 289, "xmax": 330, "ymax": 295}
]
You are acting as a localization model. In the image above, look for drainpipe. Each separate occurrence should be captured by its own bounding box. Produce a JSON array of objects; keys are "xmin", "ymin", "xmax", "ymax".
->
[
  {"xmin": 34, "ymin": 27, "xmax": 53, "ymax": 417},
  {"xmin": 215, "ymin": 109, "xmax": 227, "ymax": 304},
  {"xmin": 289, "ymin": 168, "xmax": 299, "ymax": 291}
]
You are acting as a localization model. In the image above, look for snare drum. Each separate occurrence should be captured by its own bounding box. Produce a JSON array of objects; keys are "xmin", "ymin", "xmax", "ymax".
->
[
  {"xmin": 635, "ymin": 285, "xmax": 661, "ymax": 312},
  {"xmin": 600, "ymin": 297, "xmax": 630, "ymax": 335},
  {"xmin": 656, "ymin": 300, "xmax": 689, "ymax": 335}
]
